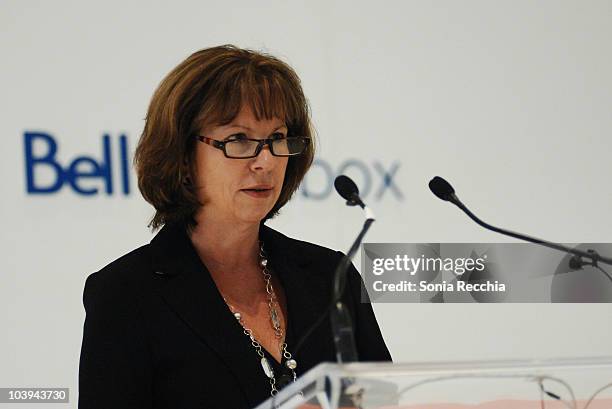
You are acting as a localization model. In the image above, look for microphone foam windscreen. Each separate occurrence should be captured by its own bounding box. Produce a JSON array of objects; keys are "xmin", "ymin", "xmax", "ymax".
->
[
  {"xmin": 334, "ymin": 175, "xmax": 359, "ymax": 201},
  {"xmin": 429, "ymin": 176, "xmax": 455, "ymax": 201}
]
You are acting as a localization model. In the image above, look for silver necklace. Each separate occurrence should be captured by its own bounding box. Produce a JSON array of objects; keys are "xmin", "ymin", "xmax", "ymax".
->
[{"xmin": 223, "ymin": 243, "xmax": 298, "ymax": 396}]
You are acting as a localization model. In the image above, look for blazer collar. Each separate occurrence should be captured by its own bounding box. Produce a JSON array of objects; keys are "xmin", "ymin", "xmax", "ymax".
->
[
  {"xmin": 149, "ymin": 222, "xmax": 313, "ymax": 276},
  {"xmin": 148, "ymin": 223, "xmax": 327, "ymax": 403}
]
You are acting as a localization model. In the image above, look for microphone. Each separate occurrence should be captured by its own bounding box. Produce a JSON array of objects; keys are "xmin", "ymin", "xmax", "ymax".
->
[
  {"xmin": 334, "ymin": 175, "xmax": 364, "ymax": 207},
  {"xmin": 330, "ymin": 175, "xmax": 375, "ymax": 364},
  {"xmin": 334, "ymin": 175, "xmax": 376, "ymax": 221},
  {"xmin": 428, "ymin": 176, "xmax": 612, "ymax": 268},
  {"xmin": 292, "ymin": 175, "xmax": 375, "ymax": 365},
  {"xmin": 428, "ymin": 176, "xmax": 456, "ymax": 202}
]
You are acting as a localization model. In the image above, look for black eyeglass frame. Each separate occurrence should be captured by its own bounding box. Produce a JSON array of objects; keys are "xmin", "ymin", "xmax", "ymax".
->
[{"xmin": 196, "ymin": 135, "xmax": 310, "ymax": 159}]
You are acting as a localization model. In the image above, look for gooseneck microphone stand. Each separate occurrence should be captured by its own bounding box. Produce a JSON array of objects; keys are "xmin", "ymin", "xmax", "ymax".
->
[{"xmin": 428, "ymin": 176, "xmax": 612, "ymax": 280}]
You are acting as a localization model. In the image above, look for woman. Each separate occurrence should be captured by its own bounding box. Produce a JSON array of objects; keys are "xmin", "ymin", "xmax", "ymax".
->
[{"xmin": 78, "ymin": 45, "xmax": 391, "ymax": 409}]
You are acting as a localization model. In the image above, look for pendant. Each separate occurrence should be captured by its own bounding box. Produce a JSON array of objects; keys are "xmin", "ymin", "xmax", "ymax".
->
[
  {"xmin": 270, "ymin": 306, "xmax": 281, "ymax": 330},
  {"xmin": 285, "ymin": 359, "xmax": 297, "ymax": 370},
  {"xmin": 261, "ymin": 357, "xmax": 274, "ymax": 379}
]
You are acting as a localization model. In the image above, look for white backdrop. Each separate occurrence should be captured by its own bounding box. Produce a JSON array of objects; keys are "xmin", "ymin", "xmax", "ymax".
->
[{"xmin": 1, "ymin": 0, "xmax": 612, "ymax": 406}]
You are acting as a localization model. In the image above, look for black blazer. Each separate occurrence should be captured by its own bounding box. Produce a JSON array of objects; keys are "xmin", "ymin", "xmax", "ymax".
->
[{"xmin": 78, "ymin": 223, "xmax": 391, "ymax": 409}]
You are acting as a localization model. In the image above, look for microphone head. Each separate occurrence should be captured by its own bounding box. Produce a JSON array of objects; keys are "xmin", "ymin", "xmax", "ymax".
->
[
  {"xmin": 429, "ymin": 176, "xmax": 455, "ymax": 201},
  {"xmin": 334, "ymin": 175, "xmax": 360, "ymax": 202}
]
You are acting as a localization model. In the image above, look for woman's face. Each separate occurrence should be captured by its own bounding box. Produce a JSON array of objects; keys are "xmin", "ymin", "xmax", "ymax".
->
[{"xmin": 193, "ymin": 105, "xmax": 289, "ymax": 225}]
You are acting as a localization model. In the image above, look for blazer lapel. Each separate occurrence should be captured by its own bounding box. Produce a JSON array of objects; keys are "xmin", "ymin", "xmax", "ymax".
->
[
  {"xmin": 148, "ymin": 224, "xmax": 269, "ymax": 404},
  {"xmin": 260, "ymin": 225, "xmax": 334, "ymax": 372}
]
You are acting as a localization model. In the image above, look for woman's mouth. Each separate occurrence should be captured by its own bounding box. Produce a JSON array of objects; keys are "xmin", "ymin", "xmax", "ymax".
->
[{"xmin": 240, "ymin": 187, "xmax": 274, "ymax": 198}]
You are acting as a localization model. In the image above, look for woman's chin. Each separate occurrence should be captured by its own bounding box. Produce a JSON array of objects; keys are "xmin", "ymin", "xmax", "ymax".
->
[{"xmin": 233, "ymin": 208, "xmax": 273, "ymax": 225}]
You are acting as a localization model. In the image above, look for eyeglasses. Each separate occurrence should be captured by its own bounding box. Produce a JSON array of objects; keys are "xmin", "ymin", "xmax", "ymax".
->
[{"xmin": 196, "ymin": 134, "xmax": 309, "ymax": 159}]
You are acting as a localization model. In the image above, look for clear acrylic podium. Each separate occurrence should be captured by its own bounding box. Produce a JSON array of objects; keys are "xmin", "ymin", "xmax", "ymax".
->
[{"xmin": 254, "ymin": 357, "xmax": 612, "ymax": 409}]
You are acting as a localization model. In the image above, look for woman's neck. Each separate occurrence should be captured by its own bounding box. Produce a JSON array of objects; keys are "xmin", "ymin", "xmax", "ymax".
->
[{"xmin": 188, "ymin": 213, "xmax": 261, "ymax": 276}]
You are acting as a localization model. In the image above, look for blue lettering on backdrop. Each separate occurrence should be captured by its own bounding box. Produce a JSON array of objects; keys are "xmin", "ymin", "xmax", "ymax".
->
[
  {"xmin": 373, "ymin": 161, "xmax": 403, "ymax": 200},
  {"xmin": 300, "ymin": 159, "xmax": 334, "ymax": 200},
  {"xmin": 23, "ymin": 131, "xmax": 399, "ymax": 200},
  {"xmin": 24, "ymin": 131, "xmax": 130, "ymax": 195},
  {"xmin": 301, "ymin": 158, "xmax": 403, "ymax": 201}
]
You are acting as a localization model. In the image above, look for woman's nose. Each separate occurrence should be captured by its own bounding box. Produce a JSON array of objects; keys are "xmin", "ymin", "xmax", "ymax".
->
[{"xmin": 250, "ymin": 144, "xmax": 275, "ymax": 171}]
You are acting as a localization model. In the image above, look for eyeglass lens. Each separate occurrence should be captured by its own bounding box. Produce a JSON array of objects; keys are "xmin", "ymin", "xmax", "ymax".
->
[{"xmin": 225, "ymin": 138, "xmax": 306, "ymax": 158}]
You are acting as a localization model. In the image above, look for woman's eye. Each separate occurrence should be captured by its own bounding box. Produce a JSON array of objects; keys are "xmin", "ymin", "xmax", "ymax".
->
[
  {"xmin": 227, "ymin": 133, "xmax": 248, "ymax": 141},
  {"xmin": 271, "ymin": 132, "xmax": 286, "ymax": 140}
]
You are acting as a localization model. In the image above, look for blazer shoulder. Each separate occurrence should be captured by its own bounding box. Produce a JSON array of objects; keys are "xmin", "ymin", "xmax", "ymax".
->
[{"xmin": 85, "ymin": 244, "xmax": 153, "ymax": 291}]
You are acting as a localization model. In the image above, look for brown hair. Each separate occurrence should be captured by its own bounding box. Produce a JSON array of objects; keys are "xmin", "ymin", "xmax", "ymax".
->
[{"xmin": 134, "ymin": 45, "xmax": 315, "ymax": 229}]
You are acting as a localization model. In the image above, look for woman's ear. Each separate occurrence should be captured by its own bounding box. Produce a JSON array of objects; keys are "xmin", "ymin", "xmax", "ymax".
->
[{"xmin": 181, "ymin": 156, "xmax": 194, "ymax": 187}]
